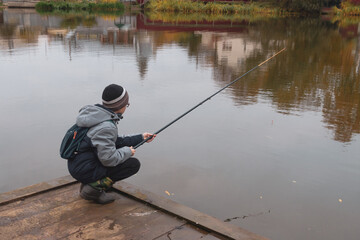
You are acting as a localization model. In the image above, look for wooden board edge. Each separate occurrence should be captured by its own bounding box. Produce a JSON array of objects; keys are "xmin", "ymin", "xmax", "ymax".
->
[
  {"xmin": 0, "ymin": 175, "xmax": 77, "ymax": 206},
  {"xmin": 113, "ymin": 181, "xmax": 269, "ymax": 240}
]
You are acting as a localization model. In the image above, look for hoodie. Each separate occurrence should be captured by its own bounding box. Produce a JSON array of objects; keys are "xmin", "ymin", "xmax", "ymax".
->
[{"xmin": 76, "ymin": 105, "xmax": 143, "ymax": 167}]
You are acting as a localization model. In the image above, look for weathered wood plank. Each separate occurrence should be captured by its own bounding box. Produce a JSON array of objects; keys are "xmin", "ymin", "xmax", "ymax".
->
[
  {"xmin": 0, "ymin": 191, "xmax": 141, "ymax": 239},
  {"xmin": 0, "ymin": 175, "xmax": 77, "ymax": 206},
  {"xmin": 4, "ymin": 1, "xmax": 40, "ymax": 8},
  {"xmin": 154, "ymin": 224, "xmax": 209, "ymax": 240},
  {"xmin": 21, "ymin": 203, "xmax": 143, "ymax": 239},
  {"xmin": 0, "ymin": 199, "xmax": 85, "ymax": 239},
  {"xmin": 1, "ymin": 183, "xmax": 192, "ymax": 240},
  {"xmin": 200, "ymin": 233, "xmax": 228, "ymax": 240},
  {"xmin": 0, "ymin": 184, "xmax": 79, "ymax": 216},
  {"xmin": 114, "ymin": 208, "xmax": 186, "ymax": 240},
  {"xmin": 113, "ymin": 181, "xmax": 269, "ymax": 240},
  {"xmin": 59, "ymin": 205, "xmax": 187, "ymax": 240}
]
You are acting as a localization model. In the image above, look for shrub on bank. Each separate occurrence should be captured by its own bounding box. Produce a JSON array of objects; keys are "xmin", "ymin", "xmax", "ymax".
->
[
  {"xmin": 35, "ymin": 0, "xmax": 124, "ymax": 13},
  {"xmin": 334, "ymin": 1, "xmax": 360, "ymax": 15},
  {"xmin": 146, "ymin": 11, "xmax": 281, "ymax": 24},
  {"xmin": 275, "ymin": 0, "xmax": 322, "ymax": 13},
  {"xmin": 147, "ymin": 0, "xmax": 282, "ymax": 15}
]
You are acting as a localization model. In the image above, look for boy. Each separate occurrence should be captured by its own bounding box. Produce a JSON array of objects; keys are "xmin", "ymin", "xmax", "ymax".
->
[{"xmin": 67, "ymin": 84, "xmax": 155, "ymax": 204}]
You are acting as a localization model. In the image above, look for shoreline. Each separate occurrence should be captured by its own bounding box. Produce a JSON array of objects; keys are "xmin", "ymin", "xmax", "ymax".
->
[{"xmin": 3, "ymin": 1, "xmax": 360, "ymax": 17}]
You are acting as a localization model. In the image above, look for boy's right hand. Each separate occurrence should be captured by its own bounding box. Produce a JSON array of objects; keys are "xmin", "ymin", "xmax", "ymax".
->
[{"xmin": 130, "ymin": 147, "xmax": 135, "ymax": 156}]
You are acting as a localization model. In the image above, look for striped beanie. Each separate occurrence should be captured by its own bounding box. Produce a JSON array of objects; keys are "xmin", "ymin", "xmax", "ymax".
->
[{"xmin": 102, "ymin": 84, "xmax": 129, "ymax": 112}]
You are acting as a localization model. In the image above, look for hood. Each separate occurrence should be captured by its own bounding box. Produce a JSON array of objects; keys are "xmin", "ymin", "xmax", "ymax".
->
[{"xmin": 76, "ymin": 105, "xmax": 120, "ymax": 128}]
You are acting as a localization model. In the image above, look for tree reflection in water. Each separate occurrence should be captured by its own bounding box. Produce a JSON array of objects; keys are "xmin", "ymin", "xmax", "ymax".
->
[
  {"xmin": 139, "ymin": 16, "xmax": 360, "ymax": 143},
  {"xmin": 157, "ymin": 17, "xmax": 360, "ymax": 143},
  {"xmin": 0, "ymin": 11, "xmax": 359, "ymax": 142},
  {"xmin": 215, "ymin": 18, "xmax": 360, "ymax": 143}
]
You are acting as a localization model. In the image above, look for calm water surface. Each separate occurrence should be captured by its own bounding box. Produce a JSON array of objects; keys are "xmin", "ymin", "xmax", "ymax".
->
[{"xmin": 0, "ymin": 9, "xmax": 359, "ymax": 240}]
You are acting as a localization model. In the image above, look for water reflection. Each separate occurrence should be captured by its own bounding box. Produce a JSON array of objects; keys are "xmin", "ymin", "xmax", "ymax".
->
[
  {"xmin": 247, "ymin": 18, "xmax": 360, "ymax": 143},
  {"xmin": 136, "ymin": 15, "xmax": 360, "ymax": 142},
  {"xmin": 0, "ymin": 10, "xmax": 359, "ymax": 143}
]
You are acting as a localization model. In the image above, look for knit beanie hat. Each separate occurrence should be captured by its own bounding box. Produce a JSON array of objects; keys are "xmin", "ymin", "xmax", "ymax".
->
[{"xmin": 102, "ymin": 84, "xmax": 129, "ymax": 112}]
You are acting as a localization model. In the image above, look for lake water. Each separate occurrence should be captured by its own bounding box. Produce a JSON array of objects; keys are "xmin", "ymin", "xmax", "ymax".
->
[{"xmin": 0, "ymin": 9, "xmax": 359, "ymax": 240}]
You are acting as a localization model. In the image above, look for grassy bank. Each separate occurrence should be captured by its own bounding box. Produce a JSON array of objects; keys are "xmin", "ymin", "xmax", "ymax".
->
[
  {"xmin": 35, "ymin": 0, "xmax": 124, "ymax": 13},
  {"xmin": 332, "ymin": 15, "xmax": 360, "ymax": 26},
  {"xmin": 334, "ymin": 2, "xmax": 360, "ymax": 16},
  {"xmin": 146, "ymin": 0, "xmax": 286, "ymax": 15},
  {"xmin": 146, "ymin": 11, "xmax": 282, "ymax": 24}
]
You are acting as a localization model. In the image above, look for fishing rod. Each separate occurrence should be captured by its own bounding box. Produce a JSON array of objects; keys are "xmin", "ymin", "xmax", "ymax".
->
[{"xmin": 134, "ymin": 48, "xmax": 286, "ymax": 149}]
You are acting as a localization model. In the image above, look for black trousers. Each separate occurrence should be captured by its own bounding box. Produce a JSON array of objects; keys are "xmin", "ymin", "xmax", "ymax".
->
[
  {"xmin": 106, "ymin": 157, "xmax": 141, "ymax": 182},
  {"xmin": 68, "ymin": 156, "xmax": 140, "ymax": 184}
]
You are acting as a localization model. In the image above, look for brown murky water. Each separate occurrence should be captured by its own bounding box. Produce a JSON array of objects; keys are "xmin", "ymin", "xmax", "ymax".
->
[{"xmin": 0, "ymin": 9, "xmax": 359, "ymax": 240}]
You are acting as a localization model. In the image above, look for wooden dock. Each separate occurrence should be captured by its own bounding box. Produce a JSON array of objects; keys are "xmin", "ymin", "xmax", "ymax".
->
[
  {"xmin": 2, "ymin": 0, "xmax": 40, "ymax": 8},
  {"xmin": 0, "ymin": 176, "xmax": 268, "ymax": 240}
]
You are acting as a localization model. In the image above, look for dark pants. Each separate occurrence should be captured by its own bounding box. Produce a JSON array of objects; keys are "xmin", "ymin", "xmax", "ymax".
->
[
  {"xmin": 106, "ymin": 157, "xmax": 141, "ymax": 182},
  {"xmin": 68, "ymin": 155, "xmax": 140, "ymax": 184}
]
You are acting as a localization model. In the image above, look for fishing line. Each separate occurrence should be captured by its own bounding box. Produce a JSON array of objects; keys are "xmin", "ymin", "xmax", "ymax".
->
[{"xmin": 134, "ymin": 48, "xmax": 286, "ymax": 149}]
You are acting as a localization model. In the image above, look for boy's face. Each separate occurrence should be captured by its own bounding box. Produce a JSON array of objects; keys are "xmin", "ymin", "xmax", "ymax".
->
[{"xmin": 115, "ymin": 106, "xmax": 126, "ymax": 114}]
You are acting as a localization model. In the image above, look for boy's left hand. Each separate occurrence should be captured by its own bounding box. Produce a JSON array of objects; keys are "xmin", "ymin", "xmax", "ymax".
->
[{"xmin": 143, "ymin": 133, "xmax": 156, "ymax": 143}]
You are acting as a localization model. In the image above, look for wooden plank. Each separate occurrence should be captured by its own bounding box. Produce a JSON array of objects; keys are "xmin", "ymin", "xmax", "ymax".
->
[
  {"xmin": 0, "ymin": 199, "xmax": 86, "ymax": 239},
  {"xmin": 1, "ymin": 182, "xmax": 197, "ymax": 240},
  {"xmin": 58, "ymin": 205, "xmax": 188, "ymax": 240},
  {"xmin": 113, "ymin": 182, "xmax": 269, "ymax": 240},
  {"xmin": 116, "ymin": 208, "xmax": 186, "ymax": 240},
  {"xmin": 0, "ymin": 189, "xmax": 141, "ymax": 239},
  {"xmin": 0, "ymin": 175, "xmax": 77, "ymax": 206},
  {"xmin": 200, "ymin": 233, "xmax": 228, "ymax": 240},
  {"xmin": 4, "ymin": 0, "xmax": 40, "ymax": 8},
  {"xmin": 154, "ymin": 224, "xmax": 208, "ymax": 240},
  {"xmin": 0, "ymin": 188, "xmax": 80, "ymax": 226},
  {"xmin": 0, "ymin": 184, "xmax": 78, "ymax": 214},
  {"xmin": 25, "ymin": 202, "xmax": 142, "ymax": 239}
]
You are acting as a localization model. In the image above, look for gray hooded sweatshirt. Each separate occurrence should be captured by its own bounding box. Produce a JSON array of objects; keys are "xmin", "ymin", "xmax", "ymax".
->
[{"xmin": 76, "ymin": 105, "xmax": 142, "ymax": 167}]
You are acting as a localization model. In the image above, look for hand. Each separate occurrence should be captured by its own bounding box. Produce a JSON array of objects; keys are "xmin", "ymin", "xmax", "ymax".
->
[
  {"xmin": 143, "ymin": 132, "xmax": 156, "ymax": 143},
  {"xmin": 130, "ymin": 147, "xmax": 135, "ymax": 156}
]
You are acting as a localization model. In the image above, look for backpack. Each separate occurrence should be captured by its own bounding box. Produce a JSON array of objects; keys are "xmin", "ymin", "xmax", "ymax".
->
[{"xmin": 60, "ymin": 124, "xmax": 89, "ymax": 160}]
